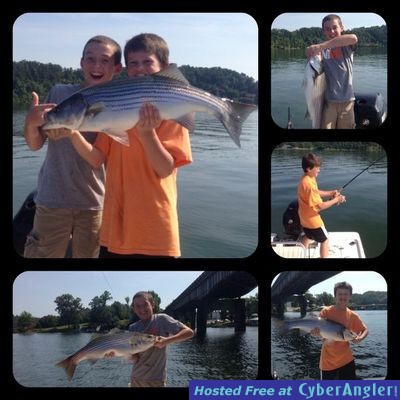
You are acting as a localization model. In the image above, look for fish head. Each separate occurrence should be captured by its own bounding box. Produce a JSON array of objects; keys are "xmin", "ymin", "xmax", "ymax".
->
[
  {"xmin": 129, "ymin": 332, "xmax": 157, "ymax": 351},
  {"xmin": 42, "ymin": 93, "xmax": 87, "ymax": 130}
]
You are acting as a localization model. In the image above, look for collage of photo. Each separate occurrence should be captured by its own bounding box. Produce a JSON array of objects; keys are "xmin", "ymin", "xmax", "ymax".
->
[{"xmin": 9, "ymin": 8, "xmax": 396, "ymax": 400}]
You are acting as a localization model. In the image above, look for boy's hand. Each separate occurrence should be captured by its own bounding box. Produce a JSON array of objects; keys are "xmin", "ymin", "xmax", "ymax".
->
[
  {"xmin": 337, "ymin": 194, "xmax": 346, "ymax": 204},
  {"xmin": 153, "ymin": 336, "xmax": 168, "ymax": 349},
  {"xmin": 310, "ymin": 327, "xmax": 322, "ymax": 337},
  {"xmin": 135, "ymin": 102, "xmax": 162, "ymax": 137},
  {"xmin": 44, "ymin": 128, "xmax": 75, "ymax": 141},
  {"xmin": 306, "ymin": 44, "xmax": 322, "ymax": 58},
  {"xmin": 25, "ymin": 92, "xmax": 56, "ymax": 129}
]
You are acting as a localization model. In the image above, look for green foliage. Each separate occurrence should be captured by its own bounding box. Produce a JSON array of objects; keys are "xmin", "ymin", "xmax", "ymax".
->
[
  {"xmin": 54, "ymin": 293, "xmax": 84, "ymax": 328},
  {"xmin": 16, "ymin": 311, "xmax": 36, "ymax": 332},
  {"xmin": 13, "ymin": 60, "xmax": 258, "ymax": 110},
  {"xmin": 272, "ymin": 25, "xmax": 387, "ymax": 49}
]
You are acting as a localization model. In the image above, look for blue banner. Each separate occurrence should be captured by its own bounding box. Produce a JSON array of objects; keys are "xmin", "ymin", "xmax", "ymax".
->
[{"xmin": 189, "ymin": 380, "xmax": 399, "ymax": 400}]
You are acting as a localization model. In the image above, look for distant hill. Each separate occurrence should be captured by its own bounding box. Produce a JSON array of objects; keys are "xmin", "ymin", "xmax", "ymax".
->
[
  {"xmin": 13, "ymin": 60, "xmax": 258, "ymax": 109},
  {"xmin": 272, "ymin": 25, "xmax": 387, "ymax": 49}
]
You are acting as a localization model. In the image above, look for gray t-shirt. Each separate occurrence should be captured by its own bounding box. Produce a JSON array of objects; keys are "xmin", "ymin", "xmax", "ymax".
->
[
  {"xmin": 129, "ymin": 313, "xmax": 184, "ymax": 381},
  {"xmin": 322, "ymin": 45, "xmax": 355, "ymax": 102},
  {"xmin": 35, "ymin": 84, "xmax": 105, "ymax": 209}
]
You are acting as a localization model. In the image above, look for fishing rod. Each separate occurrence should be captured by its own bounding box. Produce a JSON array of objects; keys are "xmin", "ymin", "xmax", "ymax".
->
[{"xmin": 339, "ymin": 155, "xmax": 386, "ymax": 192}]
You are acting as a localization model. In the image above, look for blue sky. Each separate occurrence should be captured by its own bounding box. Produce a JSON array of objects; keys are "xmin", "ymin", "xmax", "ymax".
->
[
  {"xmin": 13, "ymin": 271, "xmax": 258, "ymax": 317},
  {"xmin": 272, "ymin": 13, "xmax": 386, "ymax": 32},
  {"xmin": 272, "ymin": 271, "xmax": 386, "ymax": 296},
  {"xmin": 13, "ymin": 13, "xmax": 258, "ymax": 80}
]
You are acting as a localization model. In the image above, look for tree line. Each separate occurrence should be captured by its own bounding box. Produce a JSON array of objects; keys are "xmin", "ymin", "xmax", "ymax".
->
[
  {"xmin": 302, "ymin": 290, "xmax": 387, "ymax": 310},
  {"xmin": 13, "ymin": 290, "xmax": 259, "ymax": 333},
  {"xmin": 272, "ymin": 25, "xmax": 387, "ymax": 50},
  {"xmin": 13, "ymin": 60, "xmax": 258, "ymax": 110}
]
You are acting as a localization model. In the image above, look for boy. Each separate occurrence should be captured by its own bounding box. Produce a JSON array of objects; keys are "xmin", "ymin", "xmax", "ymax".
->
[
  {"xmin": 311, "ymin": 281, "xmax": 368, "ymax": 379},
  {"xmin": 297, "ymin": 153, "xmax": 346, "ymax": 258},
  {"xmin": 128, "ymin": 291, "xmax": 194, "ymax": 387},
  {"xmin": 23, "ymin": 35, "xmax": 122, "ymax": 258},
  {"xmin": 306, "ymin": 14, "xmax": 358, "ymax": 129},
  {"xmin": 68, "ymin": 33, "xmax": 192, "ymax": 257}
]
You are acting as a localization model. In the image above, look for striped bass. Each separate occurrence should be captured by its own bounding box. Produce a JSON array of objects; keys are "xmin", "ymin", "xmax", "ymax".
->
[
  {"xmin": 42, "ymin": 64, "xmax": 257, "ymax": 147},
  {"xmin": 55, "ymin": 331, "xmax": 158, "ymax": 381},
  {"xmin": 284, "ymin": 315, "xmax": 356, "ymax": 342},
  {"xmin": 303, "ymin": 55, "xmax": 326, "ymax": 129}
]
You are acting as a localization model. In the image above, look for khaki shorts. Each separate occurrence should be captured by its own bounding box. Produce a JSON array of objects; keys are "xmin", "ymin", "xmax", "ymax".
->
[
  {"xmin": 24, "ymin": 205, "xmax": 102, "ymax": 258},
  {"xmin": 321, "ymin": 100, "xmax": 355, "ymax": 129}
]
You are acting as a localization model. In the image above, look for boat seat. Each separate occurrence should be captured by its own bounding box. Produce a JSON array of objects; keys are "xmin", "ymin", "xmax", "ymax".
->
[{"xmin": 271, "ymin": 241, "xmax": 307, "ymax": 258}]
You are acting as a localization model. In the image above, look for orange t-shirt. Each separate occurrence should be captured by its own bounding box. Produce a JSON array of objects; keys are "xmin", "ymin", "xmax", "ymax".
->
[
  {"xmin": 95, "ymin": 120, "xmax": 192, "ymax": 256},
  {"xmin": 297, "ymin": 174, "xmax": 324, "ymax": 229},
  {"xmin": 319, "ymin": 305, "xmax": 367, "ymax": 371}
]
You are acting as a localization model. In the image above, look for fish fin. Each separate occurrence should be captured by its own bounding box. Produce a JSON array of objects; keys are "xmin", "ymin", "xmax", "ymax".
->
[
  {"xmin": 100, "ymin": 129, "xmax": 130, "ymax": 147},
  {"xmin": 305, "ymin": 109, "xmax": 310, "ymax": 119},
  {"xmin": 108, "ymin": 327, "xmax": 123, "ymax": 335},
  {"xmin": 174, "ymin": 112, "xmax": 196, "ymax": 132},
  {"xmin": 219, "ymin": 99, "xmax": 257, "ymax": 148},
  {"xmin": 86, "ymin": 102, "xmax": 107, "ymax": 117},
  {"xmin": 154, "ymin": 64, "xmax": 190, "ymax": 85},
  {"xmin": 55, "ymin": 356, "xmax": 76, "ymax": 381}
]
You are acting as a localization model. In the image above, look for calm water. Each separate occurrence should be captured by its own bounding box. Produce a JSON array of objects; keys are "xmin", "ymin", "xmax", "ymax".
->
[
  {"xmin": 271, "ymin": 310, "xmax": 387, "ymax": 380},
  {"xmin": 13, "ymin": 327, "xmax": 258, "ymax": 387},
  {"xmin": 271, "ymin": 146, "xmax": 387, "ymax": 258},
  {"xmin": 271, "ymin": 48, "xmax": 387, "ymax": 129},
  {"xmin": 12, "ymin": 111, "xmax": 258, "ymax": 258}
]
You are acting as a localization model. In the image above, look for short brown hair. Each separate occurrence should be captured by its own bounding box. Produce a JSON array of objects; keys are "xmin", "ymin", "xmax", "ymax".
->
[
  {"xmin": 322, "ymin": 14, "xmax": 343, "ymax": 30},
  {"xmin": 302, "ymin": 153, "xmax": 321, "ymax": 172},
  {"xmin": 334, "ymin": 281, "xmax": 353, "ymax": 296},
  {"xmin": 131, "ymin": 291, "xmax": 154, "ymax": 308},
  {"xmin": 124, "ymin": 33, "xmax": 169, "ymax": 67},
  {"xmin": 82, "ymin": 35, "xmax": 122, "ymax": 65}
]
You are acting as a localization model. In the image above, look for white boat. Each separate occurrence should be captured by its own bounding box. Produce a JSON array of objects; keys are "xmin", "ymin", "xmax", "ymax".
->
[{"xmin": 271, "ymin": 231, "xmax": 366, "ymax": 259}]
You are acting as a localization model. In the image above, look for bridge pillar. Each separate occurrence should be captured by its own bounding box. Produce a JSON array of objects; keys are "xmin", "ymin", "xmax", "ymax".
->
[
  {"xmin": 196, "ymin": 300, "xmax": 208, "ymax": 337},
  {"xmin": 299, "ymin": 295, "xmax": 307, "ymax": 317},
  {"xmin": 234, "ymin": 298, "xmax": 246, "ymax": 332},
  {"xmin": 189, "ymin": 310, "xmax": 196, "ymax": 330}
]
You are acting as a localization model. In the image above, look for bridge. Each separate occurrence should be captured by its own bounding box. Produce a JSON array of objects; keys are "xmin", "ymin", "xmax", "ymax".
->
[
  {"xmin": 164, "ymin": 271, "xmax": 257, "ymax": 336},
  {"xmin": 271, "ymin": 271, "xmax": 340, "ymax": 316}
]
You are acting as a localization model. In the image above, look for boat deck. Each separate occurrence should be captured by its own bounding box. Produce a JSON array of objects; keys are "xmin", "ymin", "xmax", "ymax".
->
[{"xmin": 271, "ymin": 232, "xmax": 366, "ymax": 258}]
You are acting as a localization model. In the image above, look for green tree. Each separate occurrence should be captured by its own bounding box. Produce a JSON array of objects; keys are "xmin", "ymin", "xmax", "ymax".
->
[
  {"xmin": 54, "ymin": 293, "xmax": 84, "ymax": 328},
  {"xmin": 17, "ymin": 311, "xmax": 35, "ymax": 332}
]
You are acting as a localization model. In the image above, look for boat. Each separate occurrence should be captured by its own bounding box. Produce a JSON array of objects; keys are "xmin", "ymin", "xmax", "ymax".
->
[
  {"xmin": 271, "ymin": 231, "xmax": 366, "ymax": 258},
  {"xmin": 271, "ymin": 200, "xmax": 366, "ymax": 258}
]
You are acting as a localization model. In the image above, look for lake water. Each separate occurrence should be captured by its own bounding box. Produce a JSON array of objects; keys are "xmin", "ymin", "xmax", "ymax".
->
[
  {"xmin": 271, "ymin": 146, "xmax": 387, "ymax": 258},
  {"xmin": 271, "ymin": 310, "xmax": 387, "ymax": 380},
  {"xmin": 271, "ymin": 48, "xmax": 387, "ymax": 129},
  {"xmin": 12, "ymin": 111, "xmax": 258, "ymax": 258},
  {"xmin": 13, "ymin": 326, "xmax": 258, "ymax": 387}
]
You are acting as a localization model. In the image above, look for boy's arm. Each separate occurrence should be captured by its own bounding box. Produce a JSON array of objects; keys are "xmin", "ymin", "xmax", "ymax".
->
[
  {"xmin": 135, "ymin": 103, "xmax": 175, "ymax": 178},
  {"xmin": 317, "ymin": 195, "xmax": 346, "ymax": 211},
  {"xmin": 153, "ymin": 325, "xmax": 194, "ymax": 349},
  {"xmin": 319, "ymin": 189, "xmax": 340, "ymax": 198},
  {"xmin": 306, "ymin": 34, "xmax": 358, "ymax": 58},
  {"xmin": 24, "ymin": 92, "xmax": 56, "ymax": 151},
  {"xmin": 69, "ymin": 130, "xmax": 106, "ymax": 168}
]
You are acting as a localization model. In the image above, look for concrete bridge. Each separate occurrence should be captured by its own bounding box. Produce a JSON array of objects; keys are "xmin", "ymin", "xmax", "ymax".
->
[
  {"xmin": 164, "ymin": 271, "xmax": 257, "ymax": 336},
  {"xmin": 271, "ymin": 271, "xmax": 340, "ymax": 316}
]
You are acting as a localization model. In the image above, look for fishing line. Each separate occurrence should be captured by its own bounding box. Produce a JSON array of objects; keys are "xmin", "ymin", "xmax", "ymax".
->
[
  {"xmin": 101, "ymin": 272, "xmax": 115, "ymax": 299},
  {"xmin": 339, "ymin": 155, "xmax": 386, "ymax": 192}
]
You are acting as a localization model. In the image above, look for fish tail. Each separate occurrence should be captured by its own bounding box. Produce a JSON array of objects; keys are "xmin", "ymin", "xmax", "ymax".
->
[
  {"xmin": 55, "ymin": 356, "xmax": 76, "ymax": 381},
  {"xmin": 219, "ymin": 100, "xmax": 257, "ymax": 148}
]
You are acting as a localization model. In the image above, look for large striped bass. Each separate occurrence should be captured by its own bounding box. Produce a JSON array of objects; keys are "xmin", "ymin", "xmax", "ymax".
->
[
  {"xmin": 55, "ymin": 331, "xmax": 158, "ymax": 381},
  {"xmin": 303, "ymin": 55, "xmax": 326, "ymax": 129},
  {"xmin": 284, "ymin": 315, "xmax": 356, "ymax": 342},
  {"xmin": 42, "ymin": 64, "xmax": 257, "ymax": 147}
]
